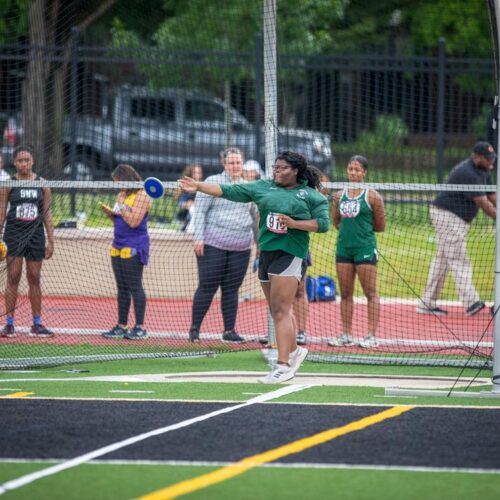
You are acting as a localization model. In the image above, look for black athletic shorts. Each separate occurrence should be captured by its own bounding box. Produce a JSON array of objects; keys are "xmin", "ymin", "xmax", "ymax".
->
[
  {"xmin": 258, "ymin": 249, "xmax": 306, "ymax": 282},
  {"xmin": 4, "ymin": 226, "xmax": 45, "ymax": 262}
]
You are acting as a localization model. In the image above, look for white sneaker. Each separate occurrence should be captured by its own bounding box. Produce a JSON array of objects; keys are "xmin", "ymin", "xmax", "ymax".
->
[
  {"xmin": 359, "ymin": 335, "xmax": 379, "ymax": 348},
  {"xmin": 258, "ymin": 365, "xmax": 295, "ymax": 384},
  {"xmin": 289, "ymin": 346, "xmax": 308, "ymax": 374},
  {"xmin": 416, "ymin": 305, "xmax": 448, "ymax": 316},
  {"xmin": 327, "ymin": 334, "xmax": 354, "ymax": 347}
]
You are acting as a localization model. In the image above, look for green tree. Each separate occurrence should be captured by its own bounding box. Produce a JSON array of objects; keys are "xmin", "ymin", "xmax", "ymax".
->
[
  {"xmin": 0, "ymin": 0, "xmax": 30, "ymax": 43},
  {"xmin": 21, "ymin": 0, "xmax": 117, "ymax": 176},
  {"xmin": 408, "ymin": 0, "xmax": 492, "ymax": 57}
]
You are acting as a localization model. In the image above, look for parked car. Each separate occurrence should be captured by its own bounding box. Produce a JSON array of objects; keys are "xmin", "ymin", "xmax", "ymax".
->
[{"xmin": 2, "ymin": 85, "xmax": 333, "ymax": 180}]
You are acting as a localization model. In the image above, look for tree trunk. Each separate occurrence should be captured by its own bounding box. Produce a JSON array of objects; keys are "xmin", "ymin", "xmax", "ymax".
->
[
  {"xmin": 22, "ymin": 0, "xmax": 117, "ymax": 178},
  {"xmin": 22, "ymin": 0, "xmax": 51, "ymax": 174}
]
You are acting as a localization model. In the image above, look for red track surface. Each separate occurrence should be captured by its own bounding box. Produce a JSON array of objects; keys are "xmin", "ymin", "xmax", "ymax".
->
[{"xmin": 0, "ymin": 295, "xmax": 493, "ymax": 357}]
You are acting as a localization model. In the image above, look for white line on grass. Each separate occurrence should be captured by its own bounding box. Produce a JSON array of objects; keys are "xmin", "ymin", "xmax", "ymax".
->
[
  {"xmin": 0, "ymin": 384, "xmax": 314, "ymax": 496},
  {"xmin": 1, "ymin": 458, "xmax": 498, "ymax": 475},
  {"xmin": 109, "ymin": 390, "xmax": 155, "ymax": 394},
  {"xmin": 96, "ymin": 459, "xmax": 500, "ymax": 475}
]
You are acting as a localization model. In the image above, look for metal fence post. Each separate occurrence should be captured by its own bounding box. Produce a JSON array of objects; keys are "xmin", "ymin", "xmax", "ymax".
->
[
  {"xmin": 436, "ymin": 37, "xmax": 446, "ymax": 183},
  {"xmin": 255, "ymin": 32, "xmax": 263, "ymax": 165},
  {"xmin": 263, "ymin": 0, "xmax": 277, "ymax": 367},
  {"xmin": 69, "ymin": 27, "xmax": 79, "ymax": 216}
]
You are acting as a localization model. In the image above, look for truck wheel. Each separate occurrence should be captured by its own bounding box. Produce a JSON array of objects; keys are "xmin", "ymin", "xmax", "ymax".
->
[{"xmin": 63, "ymin": 154, "xmax": 96, "ymax": 181}]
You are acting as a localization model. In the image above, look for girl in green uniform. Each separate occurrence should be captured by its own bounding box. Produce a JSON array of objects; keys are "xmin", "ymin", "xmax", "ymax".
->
[
  {"xmin": 327, "ymin": 155, "xmax": 385, "ymax": 349},
  {"xmin": 179, "ymin": 151, "xmax": 330, "ymax": 383}
]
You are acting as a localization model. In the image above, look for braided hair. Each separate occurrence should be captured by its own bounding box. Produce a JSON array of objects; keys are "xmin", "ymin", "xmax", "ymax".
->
[{"xmin": 275, "ymin": 150, "xmax": 322, "ymax": 189}]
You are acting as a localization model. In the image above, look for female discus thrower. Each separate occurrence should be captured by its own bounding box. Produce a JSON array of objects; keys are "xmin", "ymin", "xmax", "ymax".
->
[
  {"xmin": 0, "ymin": 146, "xmax": 55, "ymax": 337},
  {"xmin": 179, "ymin": 151, "xmax": 330, "ymax": 384}
]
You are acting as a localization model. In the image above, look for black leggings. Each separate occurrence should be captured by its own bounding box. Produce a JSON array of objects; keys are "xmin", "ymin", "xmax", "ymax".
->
[
  {"xmin": 111, "ymin": 255, "xmax": 146, "ymax": 326},
  {"xmin": 192, "ymin": 245, "xmax": 251, "ymax": 332}
]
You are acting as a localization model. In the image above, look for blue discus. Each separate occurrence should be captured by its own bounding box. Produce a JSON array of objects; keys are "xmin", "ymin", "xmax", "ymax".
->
[{"xmin": 144, "ymin": 177, "xmax": 164, "ymax": 199}]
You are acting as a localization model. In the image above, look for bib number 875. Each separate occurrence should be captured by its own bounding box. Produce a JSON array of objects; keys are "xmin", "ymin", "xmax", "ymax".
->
[{"xmin": 16, "ymin": 203, "xmax": 38, "ymax": 221}]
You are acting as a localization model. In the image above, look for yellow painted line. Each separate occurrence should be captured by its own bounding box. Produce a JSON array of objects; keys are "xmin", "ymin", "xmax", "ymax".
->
[
  {"xmin": 0, "ymin": 392, "xmax": 33, "ymax": 398},
  {"xmin": 140, "ymin": 405, "xmax": 414, "ymax": 500}
]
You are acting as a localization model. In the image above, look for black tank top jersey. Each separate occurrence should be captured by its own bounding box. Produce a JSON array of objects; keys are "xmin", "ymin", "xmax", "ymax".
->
[{"xmin": 5, "ymin": 176, "xmax": 45, "ymax": 236}]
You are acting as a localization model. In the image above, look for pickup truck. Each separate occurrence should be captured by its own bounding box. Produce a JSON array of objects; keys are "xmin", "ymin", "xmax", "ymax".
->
[{"xmin": 2, "ymin": 85, "xmax": 333, "ymax": 180}]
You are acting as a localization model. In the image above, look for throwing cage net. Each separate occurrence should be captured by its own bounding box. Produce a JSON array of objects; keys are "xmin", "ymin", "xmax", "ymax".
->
[
  {"xmin": 0, "ymin": 180, "xmax": 494, "ymax": 369},
  {"xmin": 0, "ymin": 1, "xmax": 496, "ymax": 369}
]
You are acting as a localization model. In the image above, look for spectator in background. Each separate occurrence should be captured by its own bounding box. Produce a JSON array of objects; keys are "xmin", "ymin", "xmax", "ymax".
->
[
  {"xmin": 188, "ymin": 147, "xmax": 258, "ymax": 343},
  {"xmin": 0, "ymin": 154, "xmax": 10, "ymax": 181},
  {"xmin": 176, "ymin": 164, "xmax": 203, "ymax": 231},
  {"xmin": 101, "ymin": 164, "xmax": 152, "ymax": 340},
  {"xmin": 417, "ymin": 142, "xmax": 496, "ymax": 317},
  {"xmin": 294, "ymin": 171, "xmax": 329, "ymax": 346},
  {"xmin": 242, "ymin": 160, "xmax": 264, "ymax": 181},
  {"xmin": 0, "ymin": 146, "xmax": 54, "ymax": 338},
  {"xmin": 327, "ymin": 155, "xmax": 385, "ymax": 349}
]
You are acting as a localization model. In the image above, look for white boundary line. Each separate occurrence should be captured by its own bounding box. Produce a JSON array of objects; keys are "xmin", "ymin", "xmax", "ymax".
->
[
  {"xmin": 0, "ymin": 384, "xmax": 313, "ymax": 496},
  {"xmin": 0, "ymin": 458, "xmax": 498, "ymax": 475},
  {"xmin": 6, "ymin": 325, "xmax": 494, "ymax": 348}
]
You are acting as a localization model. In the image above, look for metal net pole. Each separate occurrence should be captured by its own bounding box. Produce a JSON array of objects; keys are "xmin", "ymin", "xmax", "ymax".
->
[
  {"xmin": 492, "ymin": 0, "xmax": 500, "ymax": 393},
  {"xmin": 263, "ymin": 0, "xmax": 277, "ymax": 362}
]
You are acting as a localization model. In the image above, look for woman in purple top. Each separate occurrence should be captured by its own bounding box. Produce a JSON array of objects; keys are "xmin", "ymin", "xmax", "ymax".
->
[{"xmin": 100, "ymin": 164, "xmax": 152, "ymax": 340}]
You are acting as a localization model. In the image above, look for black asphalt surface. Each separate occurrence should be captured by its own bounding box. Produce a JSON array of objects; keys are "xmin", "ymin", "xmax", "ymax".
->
[{"xmin": 1, "ymin": 400, "xmax": 499, "ymax": 470}]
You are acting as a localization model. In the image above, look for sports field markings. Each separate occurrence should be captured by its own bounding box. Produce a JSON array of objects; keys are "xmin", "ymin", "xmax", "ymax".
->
[
  {"xmin": 1, "ymin": 458, "xmax": 498, "ymax": 475},
  {"xmin": 109, "ymin": 390, "xmax": 155, "ymax": 394},
  {"xmin": 2, "ymin": 370, "xmax": 39, "ymax": 373},
  {"xmin": 0, "ymin": 372, "xmax": 490, "ymax": 389},
  {"xmin": 0, "ymin": 383, "xmax": 314, "ymax": 497},
  {"xmin": 139, "ymin": 405, "xmax": 414, "ymax": 499},
  {"xmin": 0, "ymin": 391, "xmax": 33, "ymax": 398}
]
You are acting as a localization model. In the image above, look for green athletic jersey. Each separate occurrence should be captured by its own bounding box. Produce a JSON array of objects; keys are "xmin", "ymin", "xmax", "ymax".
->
[
  {"xmin": 220, "ymin": 179, "xmax": 330, "ymax": 259},
  {"xmin": 337, "ymin": 188, "xmax": 376, "ymax": 252}
]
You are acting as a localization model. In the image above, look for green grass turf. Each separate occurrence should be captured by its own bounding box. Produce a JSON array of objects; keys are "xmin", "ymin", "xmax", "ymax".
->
[
  {"xmin": 0, "ymin": 380, "xmax": 498, "ymax": 407},
  {"xmin": 0, "ymin": 351, "xmax": 492, "ymax": 378},
  {"xmin": 309, "ymin": 220, "xmax": 495, "ymax": 299},
  {"xmin": 0, "ymin": 352, "xmax": 497, "ymax": 406},
  {"xmin": 0, "ymin": 462, "xmax": 499, "ymax": 500}
]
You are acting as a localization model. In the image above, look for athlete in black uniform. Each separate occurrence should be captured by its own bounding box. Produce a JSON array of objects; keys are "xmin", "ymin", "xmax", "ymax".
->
[{"xmin": 0, "ymin": 146, "xmax": 54, "ymax": 337}]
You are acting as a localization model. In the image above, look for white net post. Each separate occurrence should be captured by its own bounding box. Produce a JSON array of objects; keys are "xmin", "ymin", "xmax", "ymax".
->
[
  {"xmin": 492, "ymin": 0, "xmax": 500, "ymax": 393},
  {"xmin": 263, "ymin": 0, "xmax": 277, "ymax": 363}
]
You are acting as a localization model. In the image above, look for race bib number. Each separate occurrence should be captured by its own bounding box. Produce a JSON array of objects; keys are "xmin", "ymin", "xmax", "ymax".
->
[
  {"xmin": 266, "ymin": 212, "xmax": 287, "ymax": 234},
  {"xmin": 16, "ymin": 203, "xmax": 38, "ymax": 221},
  {"xmin": 339, "ymin": 199, "xmax": 361, "ymax": 218}
]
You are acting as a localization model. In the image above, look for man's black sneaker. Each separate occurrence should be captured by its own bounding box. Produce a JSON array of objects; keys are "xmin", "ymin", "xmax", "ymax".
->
[
  {"xmin": 102, "ymin": 325, "xmax": 127, "ymax": 338},
  {"xmin": 416, "ymin": 305, "xmax": 448, "ymax": 316},
  {"xmin": 30, "ymin": 324, "xmax": 54, "ymax": 337},
  {"xmin": 466, "ymin": 301, "xmax": 485, "ymax": 317},
  {"xmin": 296, "ymin": 331, "xmax": 307, "ymax": 345},
  {"xmin": 1, "ymin": 324, "xmax": 15, "ymax": 337},
  {"xmin": 258, "ymin": 336, "xmax": 269, "ymax": 345},
  {"xmin": 189, "ymin": 327, "xmax": 200, "ymax": 343},
  {"xmin": 222, "ymin": 330, "xmax": 245, "ymax": 343},
  {"xmin": 124, "ymin": 326, "xmax": 148, "ymax": 340}
]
